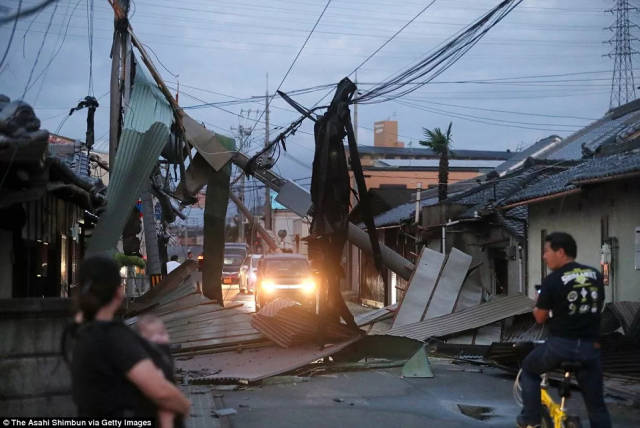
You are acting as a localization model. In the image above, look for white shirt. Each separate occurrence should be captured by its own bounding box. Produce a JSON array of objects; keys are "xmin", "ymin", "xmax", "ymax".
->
[{"xmin": 166, "ymin": 260, "xmax": 180, "ymax": 274}]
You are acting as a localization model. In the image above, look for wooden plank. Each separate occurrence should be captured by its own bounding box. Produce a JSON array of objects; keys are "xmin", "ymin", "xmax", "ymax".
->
[
  {"xmin": 392, "ymin": 248, "xmax": 444, "ymax": 329},
  {"xmin": 424, "ymin": 248, "xmax": 472, "ymax": 320}
]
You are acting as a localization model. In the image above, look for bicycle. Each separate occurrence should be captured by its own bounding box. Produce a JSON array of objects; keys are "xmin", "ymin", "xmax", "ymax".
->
[{"xmin": 514, "ymin": 361, "xmax": 583, "ymax": 428}]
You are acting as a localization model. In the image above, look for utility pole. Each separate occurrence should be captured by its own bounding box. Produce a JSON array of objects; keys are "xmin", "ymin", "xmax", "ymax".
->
[
  {"xmin": 264, "ymin": 73, "xmax": 272, "ymax": 231},
  {"xmin": 109, "ymin": 0, "xmax": 130, "ymax": 169},
  {"xmin": 232, "ymin": 112, "xmax": 252, "ymax": 244}
]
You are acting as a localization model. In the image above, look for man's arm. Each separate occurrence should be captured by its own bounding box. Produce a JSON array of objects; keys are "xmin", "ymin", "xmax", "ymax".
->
[
  {"xmin": 533, "ymin": 307, "xmax": 549, "ymax": 324},
  {"xmin": 126, "ymin": 359, "xmax": 190, "ymax": 415}
]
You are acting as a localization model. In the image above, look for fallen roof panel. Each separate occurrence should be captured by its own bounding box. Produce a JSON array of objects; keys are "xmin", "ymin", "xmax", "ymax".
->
[
  {"xmin": 392, "ymin": 248, "xmax": 444, "ymax": 329},
  {"xmin": 177, "ymin": 336, "xmax": 362, "ymax": 383},
  {"xmin": 387, "ymin": 294, "xmax": 534, "ymax": 341}
]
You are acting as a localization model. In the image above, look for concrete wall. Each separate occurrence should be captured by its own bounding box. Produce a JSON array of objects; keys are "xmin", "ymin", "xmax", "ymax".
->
[
  {"xmin": 527, "ymin": 179, "xmax": 640, "ymax": 302},
  {"xmin": 0, "ymin": 230, "xmax": 12, "ymax": 298},
  {"xmin": 0, "ymin": 298, "xmax": 75, "ymax": 416}
]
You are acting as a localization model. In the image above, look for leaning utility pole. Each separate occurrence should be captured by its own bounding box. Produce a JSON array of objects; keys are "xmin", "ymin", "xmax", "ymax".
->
[
  {"xmin": 108, "ymin": 0, "xmax": 130, "ymax": 169},
  {"xmin": 264, "ymin": 74, "xmax": 272, "ymax": 231},
  {"xmin": 606, "ymin": 0, "xmax": 639, "ymax": 108}
]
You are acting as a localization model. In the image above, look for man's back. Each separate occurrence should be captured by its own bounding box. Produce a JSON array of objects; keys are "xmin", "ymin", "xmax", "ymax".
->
[{"xmin": 537, "ymin": 261, "xmax": 604, "ymax": 339}]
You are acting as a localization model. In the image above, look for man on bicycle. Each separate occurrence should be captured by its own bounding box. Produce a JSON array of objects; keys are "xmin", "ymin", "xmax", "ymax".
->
[{"xmin": 517, "ymin": 232, "xmax": 611, "ymax": 428}]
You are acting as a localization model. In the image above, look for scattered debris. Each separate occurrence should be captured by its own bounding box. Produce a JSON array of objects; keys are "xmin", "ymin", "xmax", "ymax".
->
[
  {"xmin": 251, "ymin": 298, "xmax": 359, "ymax": 348},
  {"xmin": 387, "ymin": 295, "xmax": 534, "ymax": 341},
  {"xmin": 401, "ymin": 345, "xmax": 433, "ymax": 378},
  {"xmin": 212, "ymin": 408, "xmax": 237, "ymax": 417},
  {"xmin": 261, "ymin": 376, "xmax": 310, "ymax": 385},
  {"xmin": 457, "ymin": 404, "xmax": 494, "ymax": 421}
]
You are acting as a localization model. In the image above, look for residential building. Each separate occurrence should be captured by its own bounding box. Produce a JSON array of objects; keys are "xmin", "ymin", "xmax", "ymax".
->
[{"xmin": 502, "ymin": 150, "xmax": 640, "ymax": 303}]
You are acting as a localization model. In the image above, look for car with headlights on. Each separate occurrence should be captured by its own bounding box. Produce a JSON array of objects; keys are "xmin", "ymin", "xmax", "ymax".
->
[{"xmin": 254, "ymin": 254, "xmax": 317, "ymax": 312}]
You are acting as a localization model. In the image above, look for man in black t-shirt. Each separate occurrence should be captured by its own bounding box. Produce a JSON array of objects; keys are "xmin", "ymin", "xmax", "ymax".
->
[{"xmin": 517, "ymin": 232, "xmax": 611, "ymax": 428}]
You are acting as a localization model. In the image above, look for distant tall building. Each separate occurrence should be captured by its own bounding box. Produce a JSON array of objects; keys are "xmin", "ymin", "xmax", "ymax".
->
[{"xmin": 373, "ymin": 121, "xmax": 404, "ymax": 148}]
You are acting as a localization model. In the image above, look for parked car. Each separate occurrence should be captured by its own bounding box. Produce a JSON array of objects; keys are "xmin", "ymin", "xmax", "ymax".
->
[
  {"xmin": 254, "ymin": 254, "xmax": 317, "ymax": 312},
  {"xmin": 221, "ymin": 243, "xmax": 248, "ymax": 286},
  {"xmin": 239, "ymin": 254, "xmax": 262, "ymax": 294}
]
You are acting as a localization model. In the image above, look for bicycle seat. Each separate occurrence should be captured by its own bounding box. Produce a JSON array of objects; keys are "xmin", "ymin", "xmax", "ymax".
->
[{"xmin": 560, "ymin": 361, "xmax": 582, "ymax": 372}]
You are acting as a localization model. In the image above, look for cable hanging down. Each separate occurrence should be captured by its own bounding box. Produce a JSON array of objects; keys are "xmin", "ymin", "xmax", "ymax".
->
[{"xmin": 354, "ymin": 0, "xmax": 524, "ymax": 104}]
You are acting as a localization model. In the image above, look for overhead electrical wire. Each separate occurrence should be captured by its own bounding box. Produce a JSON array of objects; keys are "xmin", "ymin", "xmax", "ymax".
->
[
  {"xmin": 0, "ymin": 0, "xmax": 58, "ymax": 25},
  {"xmin": 0, "ymin": 0, "xmax": 22, "ymax": 71},
  {"xmin": 247, "ymin": 0, "xmax": 332, "ymax": 137},
  {"xmin": 86, "ymin": 0, "xmax": 95, "ymax": 95},
  {"xmin": 21, "ymin": 0, "xmax": 59, "ymax": 99},
  {"xmin": 355, "ymin": 0, "xmax": 524, "ymax": 104},
  {"xmin": 24, "ymin": 0, "xmax": 83, "ymax": 94}
]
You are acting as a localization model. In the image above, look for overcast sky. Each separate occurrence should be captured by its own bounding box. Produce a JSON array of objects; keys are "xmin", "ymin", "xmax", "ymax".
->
[{"xmin": 0, "ymin": 0, "xmax": 630, "ymax": 195}]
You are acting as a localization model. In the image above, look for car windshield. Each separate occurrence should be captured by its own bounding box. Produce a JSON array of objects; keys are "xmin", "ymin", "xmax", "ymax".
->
[
  {"xmin": 264, "ymin": 259, "xmax": 309, "ymax": 276},
  {"xmin": 223, "ymin": 253, "xmax": 245, "ymax": 266}
]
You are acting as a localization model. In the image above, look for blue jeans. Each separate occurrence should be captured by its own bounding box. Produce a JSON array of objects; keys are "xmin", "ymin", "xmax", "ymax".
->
[{"xmin": 520, "ymin": 336, "xmax": 611, "ymax": 428}]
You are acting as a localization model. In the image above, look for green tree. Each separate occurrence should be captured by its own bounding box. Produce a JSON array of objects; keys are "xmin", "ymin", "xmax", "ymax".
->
[{"xmin": 419, "ymin": 122, "xmax": 453, "ymax": 202}]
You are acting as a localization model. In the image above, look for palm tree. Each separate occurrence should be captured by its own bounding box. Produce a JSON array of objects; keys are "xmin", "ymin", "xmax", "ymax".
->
[{"xmin": 419, "ymin": 122, "xmax": 453, "ymax": 202}]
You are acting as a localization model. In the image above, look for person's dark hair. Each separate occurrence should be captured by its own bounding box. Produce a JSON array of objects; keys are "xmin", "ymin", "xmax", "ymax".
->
[
  {"xmin": 170, "ymin": 255, "xmax": 178, "ymax": 261},
  {"xmin": 545, "ymin": 232, "xmax": 577, "ymax": 259},
  {"xmin": 75, "ymin": 256, "xmax": 122, "ymax": 321}
]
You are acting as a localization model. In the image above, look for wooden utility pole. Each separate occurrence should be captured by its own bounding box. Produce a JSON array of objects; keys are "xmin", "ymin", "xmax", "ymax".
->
[
  {"xmin": 264, "ymin": 74, "xmax": 272, "ymax": 231},
  {"xmin": 108, "ymin": 0, "xmax": 129, "ymax": 169}
]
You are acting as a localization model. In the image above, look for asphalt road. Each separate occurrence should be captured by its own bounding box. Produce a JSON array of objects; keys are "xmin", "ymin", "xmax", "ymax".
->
[{"xmin": 183, "ymin": 358, "xmax": 639, "ymax": 428}]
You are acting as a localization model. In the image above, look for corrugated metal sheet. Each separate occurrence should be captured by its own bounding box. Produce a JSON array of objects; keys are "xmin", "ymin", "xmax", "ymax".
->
[
  {"xmin": 423, "ymin": 248, "xmax": 472, "ymax": 320},
  {"xmin": 387, "ymin": 294, "xmax": 534, "ymax": 341},
  {"xmin": 392, "ymin": 248, "xmax": 444, "ymax": 329},
  {"xmin": 251, "ymin": 298, "xmax": 358, "ymax": 348},
  {"xmin": 177, "ymin": 336, "xmax": 362, "ymax": 383},
  {"xmin": 354, "ymin": 303, "xmax": 397, "ymax": 327},
  {"xmin": 126, "ymin": 261, "xmax": 265, "ymax": 353},
  {"xmin": 604, "ymin": 301, "xmax": 640, "ymax": 335},
  {"xmin": 88, "ymin": 64, "xmax": 173, "ymax": 254}
]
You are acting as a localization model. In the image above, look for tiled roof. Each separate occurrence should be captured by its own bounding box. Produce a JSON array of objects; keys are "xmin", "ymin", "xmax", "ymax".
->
[
  {"xmin": 371, "ymin": 180, "xmax": 479, "ymax": 227},
  {"xmin": 48, "ymin": 141, "xmax": 91, "ymax": 178},
  {"xmin": 546, "ymin": 99, "xmax": 640, "ymax": 160},
  {"xmin": 498, "ymin": 205, "xmax": 527, "ymax": 239},
  {"xmin": 571, "ymin": 150, "xmax": 640, "ymax": 182},
  {"xmin": 503, "ymin": 150, "xmax": 640, "ymax": 206},
  {"xmin": 495, "ymin": 135, "xmax": 563, "ymax": 175},
  {"xmin": 450, "ymin": 162, "xmax": 569, "ymax": 218}
]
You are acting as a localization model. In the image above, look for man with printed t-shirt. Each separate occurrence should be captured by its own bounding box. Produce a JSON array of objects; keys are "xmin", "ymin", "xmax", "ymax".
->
[{"xmin": 517, "ymin": 232, "xmax": 611, "ymax": 428}]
